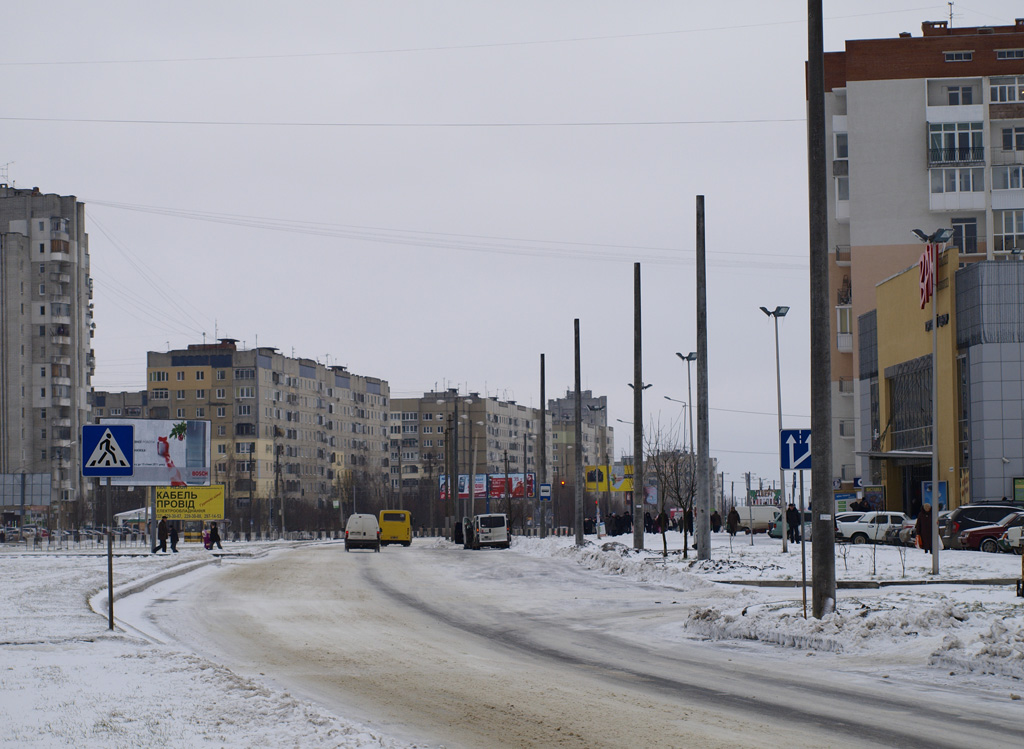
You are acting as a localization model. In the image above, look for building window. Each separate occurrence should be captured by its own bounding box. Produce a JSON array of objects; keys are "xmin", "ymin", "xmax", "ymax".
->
[
  {"xmin": 997, "ymin": 49, "xmax": 1024, "ymax": 60},
  {"xmin": 237, "ymin": 404, "xmax": 251, "ymax": 416},
  {"xmin": 836, "ymin": 176, "xmax": 849, "ymax": 201},
  {"xmin": 216, "ymin": 388, "xmax": 226, "ymax": 399},
  {"xmin": 196, "ymin": 408, "xmax": 205, "ymax": 417},
  {"xmin": 236, "ymin": 386, "xmax": 255, "ymax": 399},
  {"xmin": 834, "ymin": 132, "xmax": 848, "ymax": 159},
  {"xmin": 928, "ymin": 122, "xmax": 983, "ymax": 163},
  {"xmin": 218, "ymin": 444, "xmax": 227, "ymax": 454},
  {"xmin": 176, "ymin": 371, "xmax": 185, "ymax": 381},
  {"xmin": 836, "ymin": 306, "xmax": 852, "ymax": 335},
  {"xmin": 234, "ymin": 368, "xmax": 255, "ymax": 380},
  {"xmin": 943, "ymin": 51, "xmax": 972, "ymax": 62},
  {"xmin": 991, "ymin": 76, "xmax": 1024, "ymax": 102},
  {"xmin": 993, "ymin": 165, "xmax": 1024, "ymax": 190},
  {"xmin": 951, "ymin": 218, "xmax": 979, "ymax": 254},
  {"xmin": 176, "ymin": 408, "xmax": 186, "ymax": 418},
  {"xmin": 1001, "ymin": 126, "xmax": 1024, "ymax": 152},
  {"xmin": 216, "ymin": 370, "xmax": 226, "ymax": 380},
  {"xmin": 994, "ymin": 210, "xmax": 1024, "ymax": 251},
  {"xmin": 196, "ymin": 371, "xmax": 205, "ymax": 380},
  {"xmin": 176, "ymin": 390, "xmax": 186, "ymax": 399},
  {"xmin": 150, "ymin": 371, "xmax": 168, "ymax": 382},
  {"xmin": 152, "ymin": 389, "xmax": 169, "ymax": 400},
  {"xmin": 217, "ymin": 407, "xmax": 226, "ymax": 418},
  {"xmin": 217, "ymin": 425, "xmax": 226, "ymax": 436},
  {"xmin": 195, "ymin": 389, "xmax": 206, "ymax": 399},
  {"xmin": 929, "ymin": 167, "xmax": 983, "ymax": 193},
  {"xmin": 946, "ymin": 85, "xmax": 973, "ymax": 105}
]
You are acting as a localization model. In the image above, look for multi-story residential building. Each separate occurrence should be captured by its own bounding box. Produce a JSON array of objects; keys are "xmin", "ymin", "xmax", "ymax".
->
[
  {"xmin": 91, "ymin": 390, "xmax": 149, "ymax": 420},
  {"xmin": 388, "ymin": 389, "xmax": 552, "ymax": 520},
  {"xmin": 822, "ymin": 18, "xmax": 1024, "ymax": 491},
  {"xmin": 547, "ymin": 389, "xmax": 614, "ymax": 482},
  {"xmin": 145, "ymin": 340, "xmax": 389, "ymax": 528},
  {"xmin": 0, "ymin": 185, "xmax": 93, "ymax": 523}
]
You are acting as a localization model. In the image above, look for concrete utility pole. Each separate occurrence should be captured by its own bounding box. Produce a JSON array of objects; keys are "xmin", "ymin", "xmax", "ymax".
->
[
  {"xmin": 539, "ymin": 354, "xmax": 548, "ymax": 539},
  {"xmin": 632, "ymin": 263, "xmax": 645, "ymax": 551},
  {"xmin": 807, "ymin": 0, "xmax": 837, "ymax": 617},
  {"xmin": 695, "ymin": 196, "xmax": 711, "ymax": 560},
  {"xmin": 574, "ymin": 319, "xmax": 585, "ymax": 546}
]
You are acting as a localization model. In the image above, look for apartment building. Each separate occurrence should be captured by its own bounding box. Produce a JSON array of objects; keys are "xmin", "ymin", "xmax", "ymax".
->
[
  {"xmin": 145, "ymin": 340, "xmax": 390, "ymax": 522},
  {"xmin": 547, "ymin": 389, "xmax": 615, "ymax": 485},
  {"xmin": 388, "ymin": 389, "xmax": 552, "ymax": 515},
  {"xmin": 0, "ymin": 185, "xmax": 93, "ymax": 519},
  {"xmin": 823, "ymin": 19, "xmax": 1024, "ymax": 490}
]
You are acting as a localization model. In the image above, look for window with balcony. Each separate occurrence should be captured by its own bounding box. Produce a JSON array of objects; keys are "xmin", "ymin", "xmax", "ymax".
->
[
  {"xmin": 836, "ymin": 306, "xmax": 853, "ymax": 352},
  {"xmin": 991, "ymin": 76, "xmax": 1024, "ymax": 102},
  {"xmin": 994, "ymin": 210, "xmax": 1024, "ymax": 251},
  {"xmin": 947, "ymin": 85, "xmax": 973, "ymax": 105},
  {"xmin": 928, "ymin": 122, "xmax": 983, "ymax": 163},
  {"xmin": 835, "ymin": 132, "xmax": 848, "ymax": 159},
  {"xmin": 993, "ymin": 165, "xmax": 1024, "ymax": 189},
  {"xmin": 929, "ymin": 166, "xmax": 984, "ymax": 193}
]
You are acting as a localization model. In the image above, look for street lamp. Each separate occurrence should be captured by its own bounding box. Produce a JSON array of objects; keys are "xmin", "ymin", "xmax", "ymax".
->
[
  {"xmin": 663, "ymin": 396, "xmax": 688, "ymax": 452},
  {"xmin": 760, "ymin": 305, "xmax": 790, "ymax": 552},
  {"xmin": 675, "ymin": 352, "xmax": 697, "ymax": 459},
  {"xmin": 912, "ymin": 226, "xmax": 954, "ymax": 576}
]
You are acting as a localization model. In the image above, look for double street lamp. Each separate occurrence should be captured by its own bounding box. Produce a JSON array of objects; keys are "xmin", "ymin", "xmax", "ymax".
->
[
  {"xmin": 760, "ymin": 305, "xmax": 790, "ymax": 552},
  {"xmin": 912, "ymin": 227, "xmax": 953, "ymax": 575},
  {"xmin": 675, "ymin": 352, "xmax": 697, "ymax": 458}
]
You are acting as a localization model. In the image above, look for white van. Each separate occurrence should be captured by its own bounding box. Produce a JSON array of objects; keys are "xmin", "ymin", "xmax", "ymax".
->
[
  {"xmin": 470, "ymin": 513, "xmax": 510, "ymax": 549},
  {"xmin": 737, "ymin": 505, "xmax": 778, "ymax": 534},
  {"xmin": 344, "ymin": 514, "xmax": 381, "ymax": 552}
]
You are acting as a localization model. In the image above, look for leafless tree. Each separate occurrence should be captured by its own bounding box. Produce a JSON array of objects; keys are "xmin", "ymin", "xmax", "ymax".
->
[{"xmin": 644, "ymin": 421, "xmax": 697, "ymax": 558}]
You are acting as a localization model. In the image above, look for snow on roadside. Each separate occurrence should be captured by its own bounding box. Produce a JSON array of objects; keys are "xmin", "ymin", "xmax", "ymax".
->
[
  {"xmin": 513, "ymin": 532, "xmax": 1024, "ymax": 681},
  {"xmin": 0, "ymin": 548, "xmax": 421, "ymax": 748}
]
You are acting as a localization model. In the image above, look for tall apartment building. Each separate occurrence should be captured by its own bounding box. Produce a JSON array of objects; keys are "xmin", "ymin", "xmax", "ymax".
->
[
  {"xmin": 146, "ymin": 340, "xmax": 389, "ymax": 525},
  {"xmin": 0, "ymin": 185, "xmax": 93, "ymax": 519},
  {"xmin": 388, "ymin": 389, "xmax": 551, "ymax": 515},
  {"xmin": 547, "ymin": 389, "xmax": 615, "ymax": 486},
  {"xmin": 822, "ymin": 19, "xmax": 1024, "ymax": 490}
]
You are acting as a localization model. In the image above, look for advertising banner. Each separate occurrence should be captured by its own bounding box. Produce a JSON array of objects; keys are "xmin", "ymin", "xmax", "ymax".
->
[
  {"xmin": 585, "ymin": 465, "xmax": 612, "ymax": 491},
  {"xmin": 487, "ymin": 473, "xmax": 536, "ymax": 499},
  {"xmin": 748, "ymin": 488, "xmax": 781, "ymax": 506},
  {"xmin": 1015, "ymin": 477, "xmax": 1024, "ymax": 503},
  {"xmin": 833, "ymin": 492, "xmax": 858, "ymax": 513},
  {"xmin": 156, "ymin": 485, "xmax": 225, "ymax": 521},
  {"xmin": 862, "ymin": 485, "xmax": 885, "ymax": 511},
  {"xmin": 611, "ymin": 465, "xmax": 632, "ymax": 492},
  {"xmin": 102, "ymin": 419, "xmax": 211, "ymax": 487}
]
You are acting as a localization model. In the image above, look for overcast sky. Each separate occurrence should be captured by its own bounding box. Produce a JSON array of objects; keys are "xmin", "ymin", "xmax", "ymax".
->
[{"xmin": 3, "ymin": 1, "xmax": 1016, "ymax": 490}]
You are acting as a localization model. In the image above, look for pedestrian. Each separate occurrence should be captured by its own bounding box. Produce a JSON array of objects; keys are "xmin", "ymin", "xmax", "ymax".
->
[
  {"xmin": 786, "ymin": 503, "xmax": 801, "ymax": 542},
  {"xmin": 210, "ymin": 522, "xmax": 222, "ymax": 550},
  {"xmin": 710, "ymin": 510, "xmax": 722, "ymax": 533},
  {"xmin": 169, "ymin": 522, "xmax": 179, "ymax": 553},
  {"xmin": 915, "ymin": 502, "xmax": 933, "ymax": 553},
  {"xmin": 684, "ymin": 508, "xmax": 694, "ymax": 535},
  {"xmin": 727, "ymin": 506, "xmax": 740, "ymax": 537},
  {"xmin": 656, "ymin": 510, "xmax": 670, "ymax": 536},
  {"xmin": 644, "ymin": 511, "xmax": 653, "ymax": 533},
  {"xmin": 152, "ymin": 516, "xmax": 168, "ymax": 554}
]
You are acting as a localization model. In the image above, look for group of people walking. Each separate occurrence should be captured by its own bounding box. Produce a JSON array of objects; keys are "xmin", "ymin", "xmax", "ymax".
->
[{"xmin": 152, "ymin": 516, "xmax": 222, "ymax": 553}]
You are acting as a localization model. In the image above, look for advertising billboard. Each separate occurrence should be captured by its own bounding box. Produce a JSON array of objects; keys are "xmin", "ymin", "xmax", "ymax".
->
[
  {"xmin": 487, "ymin": 473, "xmax": 536, "ymax": 499},
  {"xmin": 101, "ymin": 419, "xmax": 211, "ymax": 487},
  {"xmin": 748, "ymin": 488, "xmax": 781, "ymax": 506},
  {"xmin": 156, "ymin": 486, "xmax": 225, "ymax": 521}
]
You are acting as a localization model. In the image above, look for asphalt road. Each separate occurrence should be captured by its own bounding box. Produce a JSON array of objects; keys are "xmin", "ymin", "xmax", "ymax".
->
[{"xmin": 138, "ymin": 543, "xmax": 1022, "ymax": 748}]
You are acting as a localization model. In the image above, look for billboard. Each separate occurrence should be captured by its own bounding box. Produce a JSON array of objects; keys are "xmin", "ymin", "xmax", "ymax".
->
[
  {"xmin": 101, "ymin": 419, "xmax": 211, "ymax": 487},
  {"xmin": 156, "ymin": 486, "xmax": 225, "ymax": 521},
  {"xmin": 748, "ymin": 488, "xmax": 781, "ymax": 506},
  {"xmin": 439, "ymin": 473, "xmax": 537, "ymax": 500}
]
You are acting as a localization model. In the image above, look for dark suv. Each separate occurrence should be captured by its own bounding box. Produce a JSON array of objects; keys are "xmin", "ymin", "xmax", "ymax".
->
[{"xmin": 944, "ymin": 503, "xmax": 1024, "ymax": 550}]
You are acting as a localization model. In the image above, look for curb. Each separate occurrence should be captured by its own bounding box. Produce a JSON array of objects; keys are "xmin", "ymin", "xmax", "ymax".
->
[{"xmin": 716, "ymin": 577, "xmax": 1020, "ymax": 588}]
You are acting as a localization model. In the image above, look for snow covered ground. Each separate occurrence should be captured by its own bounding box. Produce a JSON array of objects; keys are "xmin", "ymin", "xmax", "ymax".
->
[{"xmin": 1, "ymin": 532, "xmax": 1022, "ymax": 747}]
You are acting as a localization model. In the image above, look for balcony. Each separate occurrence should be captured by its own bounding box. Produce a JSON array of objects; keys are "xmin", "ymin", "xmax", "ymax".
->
[
  {"xmin": 839, "ymin": 419, "xmax": 855, "ymax": 438},
  {"xmin": 928, "ymin": 147, "xmax": 984, "ymax": 165},
  {"xmin": 50, "ymin": 335, "xmax": 72, "ymax": 346},
  {"xmin": 837, "ymin": 332, "xmax": 853, "ymax": 353},
  {"xmin": 835, "ymin": 244, "xmax": 851, "ymax": 265},
  {"xmin": 838, "ymin": 377, "xmax": 854, "ymax": 395}
]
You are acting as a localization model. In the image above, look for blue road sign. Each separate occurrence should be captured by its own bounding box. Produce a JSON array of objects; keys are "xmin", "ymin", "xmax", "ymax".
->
[
  {"xmin": 81, "ymin": 424, "xmax": 134, "ymax": 477},
  {"xmin": 780, "ymin": 429, "xmax": 812, "ymax": 471}
]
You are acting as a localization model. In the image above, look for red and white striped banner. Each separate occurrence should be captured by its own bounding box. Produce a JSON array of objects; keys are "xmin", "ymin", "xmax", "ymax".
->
[{"xmin": 919, "ymin": 242, "xmax": 936, "ymax": 309}]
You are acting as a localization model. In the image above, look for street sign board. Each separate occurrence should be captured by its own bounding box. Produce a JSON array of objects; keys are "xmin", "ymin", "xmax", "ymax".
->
[
  {"xmin": 780, "ymin": 429, "xmax": 812, "ymax": 470},
  {"xmin": 82, "ymin": 425, "xmax": 134, "ymax": 477},
  {"xmin": 540, "ymin": 483, "xmax": 551, "ymax": 500}
]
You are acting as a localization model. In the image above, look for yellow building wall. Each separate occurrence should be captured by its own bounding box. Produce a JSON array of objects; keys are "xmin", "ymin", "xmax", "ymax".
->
[{"xmin": 874, "ymin": 246, "xmax": 962, "ymax": 511}]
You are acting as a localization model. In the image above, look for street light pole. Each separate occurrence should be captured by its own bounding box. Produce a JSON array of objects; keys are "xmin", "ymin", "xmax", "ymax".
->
[
  {"xmin": 676, "ymin": 352, "xmax": 697, "ymax": 462},
  {"xmin": 760, "ymin": 305, "xmax": 790, "ymax": 553},
  {"xmin": 912, "ymin": 227, "xmax": 954, "ymax": 576}
]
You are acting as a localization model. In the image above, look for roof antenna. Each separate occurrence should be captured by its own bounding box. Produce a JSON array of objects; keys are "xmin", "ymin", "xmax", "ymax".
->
[
  {"xmin": 0, "ymin": 161, "xmax": 13, "ymax": 185},
  {"xmin": 948, "ymin": 1, "xmax": 954, "ymax": 26}
]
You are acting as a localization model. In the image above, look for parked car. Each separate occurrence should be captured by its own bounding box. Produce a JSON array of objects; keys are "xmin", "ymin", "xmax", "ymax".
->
[
  {"xmin": 997, "ymin": 525, "xmax": 1024, "ymax": 554},
  {"xmin": 768, "ymin": 510, "xmax": 812, "ymax": 539},
  {"xmin": 958, "ymin": 512, "xmax": 1024, "ymax": 552},
  {"xmin": 735, "ymin": 505, "xmax": 778, "ymax": 534},
  {"xmin": 944, "ymin": 503, "xmax": 1024, "ymax": 550},
  {"xmin": 469, "ymin": 513, "xmax": 511, "ymax": 550},
  {"xmin": 836, "ymin": 511, "xmax": 908, "ymax": 544},
  {"xmin": 344, "ymin": 514, "xmax": 381, "ymax": 552}
]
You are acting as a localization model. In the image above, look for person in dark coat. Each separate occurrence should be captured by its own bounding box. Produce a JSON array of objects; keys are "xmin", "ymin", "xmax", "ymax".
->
[
  {"xmin": 786, "ymin": 503, "xmax": 801, "ymax": 542},
  {"xmin": 169, "ymin": 522, "xmax": 179, "ymax": 553},
  {"xmin": 727, "ymin": 507, "xmax": 740, "ymax": 536},
  {"xmin": 710, "ymin": 510, "xmax": 722, "ymax": 533},
  {"xmin": 915, "ymin": 503, "xmax": 933, "ymax": 553},
  {"xmin": 209, "ymin": 522, "xmax": 223, "ymax": 550},
  {"xmin": 152, "ymin": 516, "xmax": 168, "ymax": 554},
  {"xmin": 684, "ymin": 509, "xmax": 694, "ymax": 535}
]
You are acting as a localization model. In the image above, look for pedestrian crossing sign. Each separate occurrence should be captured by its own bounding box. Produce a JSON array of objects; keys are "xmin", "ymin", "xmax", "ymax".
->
[{"xmin": 81, "ymin": 424, "xmax": 134, "ymax": 477}]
